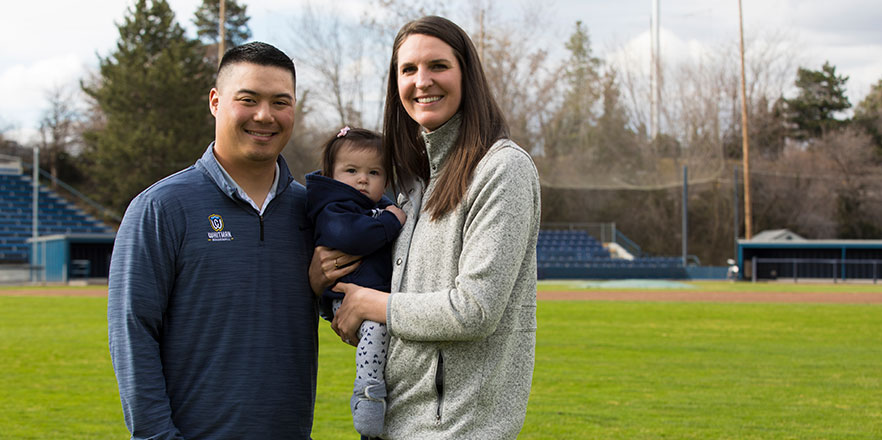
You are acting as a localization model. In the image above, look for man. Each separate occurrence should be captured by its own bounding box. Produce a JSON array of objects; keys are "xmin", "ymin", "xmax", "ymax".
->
[{"xmin": 108, "ymin": 42, "xmax": 317, "ymax": 439}]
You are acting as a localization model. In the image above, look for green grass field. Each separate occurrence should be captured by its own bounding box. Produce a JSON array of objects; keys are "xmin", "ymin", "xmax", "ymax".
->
[{"xmin": 1, "ymin": 284, "xmax": 880, "ymax": 439}]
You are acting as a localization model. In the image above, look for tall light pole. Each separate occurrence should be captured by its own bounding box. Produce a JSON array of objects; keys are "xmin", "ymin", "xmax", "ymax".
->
[
  {"xmin": 738, "ymin": 0, "xmax": 753, "ymax": 239},
  {"xmin": 650, "ymin": 0, "xmax": 660, "ymax": 140},
  {"xmin": 31, "ymin": 145, "xmax": 39, "ymax": 282},
  {"xmin": 682, "ymin": 165, "xmax": 688, "ymax": 267},
  {"xmin": 31, "ymin": 146, "xmax": 38, "ymax": 242}
]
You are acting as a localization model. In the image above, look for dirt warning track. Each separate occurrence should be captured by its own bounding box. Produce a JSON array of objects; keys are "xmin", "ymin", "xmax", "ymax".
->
[
  {"xmin": 537, "ymin": 289, "xmax": 882, "ymax": 304},
  {"xmin": 0, "ymin": 287, "xmax": 109, "ymax": 297},
  {"xmin": 2, "ymin": 286, "xmax": 881, "ymax": 304}
]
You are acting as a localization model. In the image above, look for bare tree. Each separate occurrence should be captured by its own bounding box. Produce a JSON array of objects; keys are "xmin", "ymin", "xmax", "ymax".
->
[
  {"xmin": 38, "ymin": 84, "xmax": 83, "ymax": 187},
  {"xmin": 288, "ymin": 2, "xmax": 371, "ymax": 128},
  {"xmin": 281, "ymin": 90, "xmax": 323, "ymax": 183},
  {"xmin": 360, "ymin": 0, "xmax": 449, "ymax": 128},
  {"xmin": 751, "ymin": 150, "xmax": 837, "ymax": 238},
  {"xmin": 362, "ymin": 0, "xmax": 447, "ymax": 47},
  {"xmin": 0, "ymin": 119, "xmax": 29, "ymax": 158},
  {"xmin": 290, "ymin": 0, "xmax": 561, "ymax": 146},
  {"xmin": 714, "ymin": 31, "xmax": 799, "ymax": 161},
  {"xmin": 481, "ymin": 15, "xmax": 563, "ymax": 156},
  {"xmin": 749, "ymin": 126, "xmax": 882, "ymax": 239},
  {"xmin": 814, "ymin": 127, "xmax": 882, "ymax": 237}
]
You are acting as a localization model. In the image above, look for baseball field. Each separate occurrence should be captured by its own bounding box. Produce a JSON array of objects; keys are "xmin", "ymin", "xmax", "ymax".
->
[{"xmin": 1, "ymin": 280, "xmax": 880, "ymax": 439}]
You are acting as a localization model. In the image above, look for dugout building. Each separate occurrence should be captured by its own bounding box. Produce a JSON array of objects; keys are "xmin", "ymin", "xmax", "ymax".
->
[{"xmin": 737, "ymin": 229, "xmax": 882, "ymax": 282}]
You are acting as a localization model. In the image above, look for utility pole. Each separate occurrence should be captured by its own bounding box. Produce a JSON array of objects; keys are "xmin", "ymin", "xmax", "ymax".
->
[
  {"xmin": 218, "ymin": 0, "xmax": 226, "ymax": 66},
  {"xmin": 682, "ymin": 165, "xmax": 688, "ymax": 267},
  {"xmin": 478, "ymin": 8, "xmax": 485, "ymax": 62},
  {"xmin": 738, "ymin": 0, "xmax": 753, "ymax": 239},
  {"xmin": 31, "ymin": 145, "xmax": 39, "ymax": 282},
  {"xmin": 650, "ymin": 0, "xmax": 660, "ymax": 140},
  {"xmin": 733, "ymin": 165, "xmax": 739, "ymax": 259}
]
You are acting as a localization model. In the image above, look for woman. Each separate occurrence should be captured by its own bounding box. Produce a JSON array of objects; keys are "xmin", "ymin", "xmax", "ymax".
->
[{"xmin": 318, "ymin": 15, "xmax": 540, "ymax": 439}]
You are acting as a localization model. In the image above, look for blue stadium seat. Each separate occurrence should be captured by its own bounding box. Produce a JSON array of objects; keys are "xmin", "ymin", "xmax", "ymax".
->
[
  {"xmin": 0, "ymin": 172, "xmax": 115, "ymax": 262},
  {"xmin": 537, "ymin": 228, "xmax": 684, "ymax": 278}
]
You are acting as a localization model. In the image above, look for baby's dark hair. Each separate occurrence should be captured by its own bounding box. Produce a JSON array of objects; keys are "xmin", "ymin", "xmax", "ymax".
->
[{"xmin": 320, "ymin": 127, "xmax": 386, "ymax": 180}]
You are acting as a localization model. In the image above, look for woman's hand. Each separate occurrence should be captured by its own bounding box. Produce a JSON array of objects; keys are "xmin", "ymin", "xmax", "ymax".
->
[
  {"xmin": 331, "ymin": 282, "xmax": 389, "ymax": 346},
  {"xmin": 308, "ymin": 246, "xmax": 360, "ymax": 296}
]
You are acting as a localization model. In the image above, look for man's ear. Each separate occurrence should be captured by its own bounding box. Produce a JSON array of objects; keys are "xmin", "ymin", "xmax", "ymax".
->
[{"xmin": 208, "ymin": 88, "xmax": 220, "ymax": 117}]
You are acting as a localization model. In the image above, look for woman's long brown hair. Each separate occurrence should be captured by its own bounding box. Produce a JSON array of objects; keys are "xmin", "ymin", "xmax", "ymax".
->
[{"xmin": 383, "ymin": 16, "xmax": 509, "ymax": 221}]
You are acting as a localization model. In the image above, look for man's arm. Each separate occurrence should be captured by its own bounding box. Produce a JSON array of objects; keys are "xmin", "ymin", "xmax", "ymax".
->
[
  {"xmin": 309, "ymin": 246, "xmax": 359, "ymax": 296},
  {"xmin": 107, "ymin": 195, "xmax": 184, "ymax": 440}
]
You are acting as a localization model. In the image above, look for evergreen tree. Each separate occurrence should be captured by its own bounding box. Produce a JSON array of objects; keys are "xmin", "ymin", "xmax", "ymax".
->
[
  {"xmin": 563, "ymin": 20, "xmax": 601, "ymax": 123},
  {"xmin": 596, "ymin": 69, "xmax": 642, "ymax": 166},
  {"xmin": 193, "ymin": 0, "xmax": 251, "ymax": 66},
  {"xmin": 854, "ymin": 77, "xmax": 882, "ymax": 155},
  {"xmin": 82, "ymin": 0, "xmax": 215, "ymax": 214},
  {"xmin": 723, "ymin": 96, "xmax": 787, "ymax": 160},
  {"xmin": 547, "ymin": 21, "xmax": 602, "ymax": 158},
  {"xmin": 781, "ymin": 61, "xmax": 851, "ymax": 140}
]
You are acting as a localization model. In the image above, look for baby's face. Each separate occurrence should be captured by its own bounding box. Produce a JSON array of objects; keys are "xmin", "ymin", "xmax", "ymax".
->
[{"xmin": 332, "ymin": 144, "xmax": 387, "ymax": 203}]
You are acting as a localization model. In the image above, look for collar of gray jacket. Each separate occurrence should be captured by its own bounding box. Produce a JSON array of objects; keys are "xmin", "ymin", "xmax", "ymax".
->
[{"xmin": 420, "ymin": 112, "xmax": 462, "ymax": 176}]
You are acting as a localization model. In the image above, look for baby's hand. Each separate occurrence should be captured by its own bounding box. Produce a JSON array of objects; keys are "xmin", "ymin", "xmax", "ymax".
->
[{"xmin": 385, "ymin": 205, "xmax": 406, "ymax": 226}]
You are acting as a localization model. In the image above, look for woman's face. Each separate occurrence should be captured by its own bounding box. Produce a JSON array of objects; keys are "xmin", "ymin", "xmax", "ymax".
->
[{"xmin": 396, "ymin": 34, "xmax": 462, "ymax": 132}]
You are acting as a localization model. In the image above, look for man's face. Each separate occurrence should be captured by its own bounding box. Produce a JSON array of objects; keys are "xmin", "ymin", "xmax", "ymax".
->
[{"xmin": 209, "ymin": 63, "xmax": 295, "ymax": 170}]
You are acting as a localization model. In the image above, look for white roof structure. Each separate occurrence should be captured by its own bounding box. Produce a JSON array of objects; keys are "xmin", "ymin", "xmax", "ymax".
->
[{"xmin": 749, "ymin": 229, "xmax": 807, "ymax": 242}]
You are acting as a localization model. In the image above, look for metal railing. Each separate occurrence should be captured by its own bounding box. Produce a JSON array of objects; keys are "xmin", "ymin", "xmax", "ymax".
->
[
  {"xmin": 750, "ymin": 257, "xmax": 880, "ymax": 283},
  {"xmin": 21, "ymin": 162, "xmax": 121, "ymax": 222},
  {"xmin": 542, "ymin": 222, "xmax": 617, "ymax": 244},
  {"xmin": 614, "ymin": 228, "xmax": 643, "ymax": 258},
  {"xmin": 540, "ymin": 222, "xmax": 698, "ymax": 266}
]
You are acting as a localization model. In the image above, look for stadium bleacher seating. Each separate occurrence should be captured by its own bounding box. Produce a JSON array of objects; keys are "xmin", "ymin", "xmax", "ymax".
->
[
  {"xmin": 0, "ymin": 172, "xmax": 114, "ymax": 263},
  {"xmin": 537, "ymin": 228, "xmax": 683, "ymax": 274}
]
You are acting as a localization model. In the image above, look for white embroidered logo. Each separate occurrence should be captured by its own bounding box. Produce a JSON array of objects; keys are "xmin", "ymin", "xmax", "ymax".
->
[{"xmin": 207, "ymin": 214, "xmax": 234, "ymax": 242}]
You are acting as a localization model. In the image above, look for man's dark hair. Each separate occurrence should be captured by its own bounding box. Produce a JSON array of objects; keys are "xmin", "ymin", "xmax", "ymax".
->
[{"xmin": 217, "ymin": 42, "xmax": 296, "ymax": 89}]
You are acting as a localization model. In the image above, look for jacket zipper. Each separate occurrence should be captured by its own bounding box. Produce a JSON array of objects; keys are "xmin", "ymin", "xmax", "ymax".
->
[
  {"xmin": 259, "ymin": 215, "xmax": 265, "ymax": 241},
  {"xmin": 434, "ymin": 350, "xmax": 444, "ymax": 424}
]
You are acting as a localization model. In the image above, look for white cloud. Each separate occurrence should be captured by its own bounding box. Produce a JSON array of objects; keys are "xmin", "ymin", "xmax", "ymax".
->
[
  {"xmin": 601, "ymin": 0, "xmax": 882, "ymax": 110},
  {"xmin": 0, "ymin": 54, "xmax": 88, "ymax": 144},
  {"xmin": 3, "ymin": 0, "xmax": 882, "ymax": 141},
  {"xmin": 607, "ymin": 28, "xmax": 711, "ymax": 77}
]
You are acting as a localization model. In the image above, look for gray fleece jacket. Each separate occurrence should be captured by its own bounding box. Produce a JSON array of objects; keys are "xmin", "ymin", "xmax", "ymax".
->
[{"xmin": 383, "ymin": 115, "xmax": 540, "ymax": 439}]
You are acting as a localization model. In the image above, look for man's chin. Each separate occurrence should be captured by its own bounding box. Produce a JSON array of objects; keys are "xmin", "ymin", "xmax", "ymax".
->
[{"xmin": 243, "ymin": 148, "xmax": 282, "ymax": 164}]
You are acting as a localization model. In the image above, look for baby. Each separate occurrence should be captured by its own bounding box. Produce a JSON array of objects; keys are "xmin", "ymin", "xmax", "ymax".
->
[{"xmin": 305, "ymin": 126, "xmax": 404, "ymax": 437}]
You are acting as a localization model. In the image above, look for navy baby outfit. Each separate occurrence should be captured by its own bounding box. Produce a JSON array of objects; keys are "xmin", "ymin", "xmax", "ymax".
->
[{"xmin": 305, "ymin": 170, "xmax": 402, "ymax": 320}]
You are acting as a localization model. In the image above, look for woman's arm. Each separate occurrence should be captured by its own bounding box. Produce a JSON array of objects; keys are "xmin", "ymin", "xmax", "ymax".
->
[
  {"xmin": 388, "ymin": 146, "xmax": 540, "ymax": 341},
  {"xmin": 330, "ymin": 282, "xmax": 389, "ymax": 345}
]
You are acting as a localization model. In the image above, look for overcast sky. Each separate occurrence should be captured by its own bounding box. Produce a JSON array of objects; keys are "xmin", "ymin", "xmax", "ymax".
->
[{"xmin": 3, "ymin": 0, "xmax": 881, "ymax": 144}]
